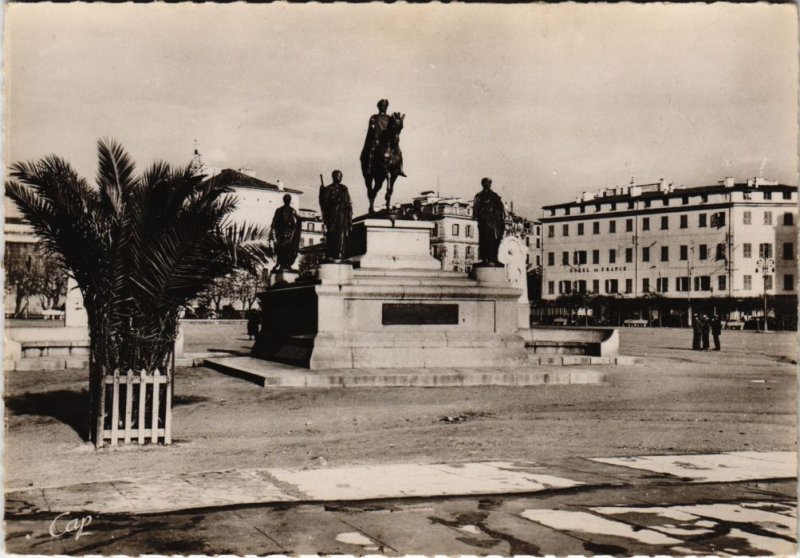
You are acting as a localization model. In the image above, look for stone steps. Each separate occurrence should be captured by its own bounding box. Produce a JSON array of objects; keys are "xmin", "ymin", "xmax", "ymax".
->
[{"xmin": 204, "ymin": 356, "xmax": 608, "ymax": 388}]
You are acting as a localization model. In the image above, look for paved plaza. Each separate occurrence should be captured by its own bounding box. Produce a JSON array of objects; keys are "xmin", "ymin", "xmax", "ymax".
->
[{"xmin": 3, "ymin": 326, "xmax": 797, "ymax": 554}]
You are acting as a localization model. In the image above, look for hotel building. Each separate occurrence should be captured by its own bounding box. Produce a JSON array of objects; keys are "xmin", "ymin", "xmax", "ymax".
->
[{"xmin": 540, "ymin": 178, "xmax": 797, "ymax": 308}]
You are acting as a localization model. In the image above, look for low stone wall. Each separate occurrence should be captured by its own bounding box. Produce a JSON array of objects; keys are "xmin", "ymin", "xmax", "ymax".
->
[{"xmin": 518, "ymin": 327, "xmax": 619, "ymax": 357}]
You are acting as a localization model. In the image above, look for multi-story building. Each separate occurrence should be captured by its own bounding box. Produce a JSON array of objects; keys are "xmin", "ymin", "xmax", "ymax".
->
[
  {"xmin": 398, "ymin": 191, "xmax": 541, "ymax": 273},
  {"xmin": 540, "ymin": 177, "xmax": 797, "ymax": 317},
  {"xmin": 298, "ymin": 208, "xmax": 324, "ymax": 248}
]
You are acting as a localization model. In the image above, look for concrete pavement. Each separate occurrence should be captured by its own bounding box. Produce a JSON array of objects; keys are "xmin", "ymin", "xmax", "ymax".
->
[{"xmin": 5, "ymin": 451, "xmax": 796, "ymax": 555}]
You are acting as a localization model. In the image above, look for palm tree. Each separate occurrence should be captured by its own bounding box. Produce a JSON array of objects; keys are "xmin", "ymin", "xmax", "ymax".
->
[{"xmin": 5, "ymin": 139, "xmax": 273, "ymax": 445}]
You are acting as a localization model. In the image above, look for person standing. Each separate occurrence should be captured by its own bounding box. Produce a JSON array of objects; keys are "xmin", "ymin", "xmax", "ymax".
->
[
  {"xmin": 319, "ymin": 170, "xmax": 353, "ymax": 262},
  {"xmin": 700, "ymin": 313, "xmax": 711, "ymax": 350},
  {"xmin": 711, "ymin": 314, "xmax": 722, "ymax": 351},
  {"xmin": 692, "ymin": 314, "xmax": 702, "ymax": 350},
  {"xmin": 269, "ymin": 194, "xmax": 302, "ymax": 271},
  {"xmin": 473, "ymin": 178, "xmax": 506, "ymax": 265}
]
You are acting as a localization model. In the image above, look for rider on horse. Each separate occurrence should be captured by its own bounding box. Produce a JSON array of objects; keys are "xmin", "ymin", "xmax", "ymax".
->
[{"xmin": 360, "ymin": 99, "xmax": 406, "ymax": 213}]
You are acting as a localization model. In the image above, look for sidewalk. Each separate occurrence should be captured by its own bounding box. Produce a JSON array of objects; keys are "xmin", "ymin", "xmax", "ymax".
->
[
  {"xmin": 6, "ymin": 450, "xmax": 795, "ymax": 516},
  {"xmin": 6, "ymin": 451, "xmax": 796, "ymax": 555}
]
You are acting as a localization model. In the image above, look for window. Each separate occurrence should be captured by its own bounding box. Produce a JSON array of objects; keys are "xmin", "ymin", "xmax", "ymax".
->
[
  {"xmin": 764, "ymin": 211, "xmax": 773, "ymax": 225},
  {"xmin": 626, "ymin": 219, "xmax": 633, "ymax": 232},
  {"xmin": 663, "ymin": 197, "xmax": 670, "ymax": 206},
  {"xmin": 682, "ymin": 196, "xmax": 689, "ymax": 205},
  {"xmin": 783, "ymin": 242, "xmax": 794, "ymax": 260},
  {"xmin": 605, "ymin": 279, "xmax": 618, "ymax": 293},
  {"xmin": 657, "ymin": 277, "xmax": 669, "ymax": 293},
  {"xmin": 593, "ymin": 222, "xmax": 600, "ymax": 234},
  {"xmin": 577, "ymin": 223, "xmax": 584, "ymax": 236},
  {"xmin": 466, "ymin": 245, "xmax": 474, "ymax": 260},
  {"xmin": 694, "ymin": 276, "xmax": 711, "ymax": 291},
  {"xmin": 644, "ymin": 199, "xmax": 652, "ymax": 208},
  {"xmin": 660, "ymin": 216, "xmax": 669, "ymax": 230},
  {"xmin": 576, "ymin": 280, "xmax": 587, "ymax": 293},
  {"xmin": 548, "ymin": 281, "xmax": 554, "ymax": 295},
  {"xmin": 627, "ymin": 201, "xmax": 634, "ymax": 209},
  {"xmin": 759, "ymin": 243, "xmax": 773, "ymax": 259},
  {"xmin": 453, "ymin": 245, "xmax": 459, "ymax": 259},
  {"xmin": 764, "ymin": 275, "xmax": 773, "ymax": 290},
  {"xmin": 562, "ymin": 224, "xmax": 569, "ymax": 236},
  {"xmin": 548, "ymin": 225, "xmax": 554, "ymax": 238},
  {"xmin": 743, "ymin": 243, "xmax": 752, "ymax": 258},
  {"xmin": 592, "ymin": 279, "xmax": 600, "ymax": 293},
  {"xmin": 625, "ymin": 247, "xmax": 633, "ymax": 263},
  {"xmin": 718, "ymin": 275, "xmax": 727, "ymax": 291},
  {"xmin": 610, "ymin": 203, "xmax": 617, "ymax": 211},
  {"xmin": 536, "ymin": 238, "xmax": 540, "ymax": 249},
  {"xmin": 609, "ymin": 220, "xmax": 616, "ymax": 233},
  {"xmin": 548, "ymin": 252, "xmax": 555, "ymax": 266},
  {"xmin": 564, "ymin": 207, "xmax": 571, "ymax": 215},
  {"xmin": 710, "ymin": 212, "xmax": 726, "ymax": 228},
  {"xmin": 562, "ymin": 251, "xmax": 569, "ymax": 265},
  {"xmin": 743, "ymin": 275, "xmax": 752, "ymax": 290},
  {"xmin": 783, "ymin": 213, "xmax": 794, "ymax": 226},
  {"xmin": 680, "ymin": 245, "xmax": 688, "ymax": 260},
  {"xmin": 784, "ymin": 274, "xmax": 795, "ymax": 291},
  {"xmin": 698, "ymin": 244, "xmax": 708, "ymax": 260},
  {"xmin": 699, "ymin": 213, "xmax": 707, "ymax": 228},
  {"xmin": 743, "ymin": 211, "xmax": 751, "ymax": 225},
  {"xmin": 595, "ymin": 203, "xmax": 601, "ymax": 212},
  {"xmin": 465, "ymin": 225, "xmax": 473, "ymax": 237},
  {"xmin": 574, "ymin": 251, "xmax": 587, "ymax": 265},
  {"xmin": 642, "ymin": 247, "xmax": 650, "ymax": 262},
  {"xmin": 676, "ymin": 277, "xmax": 690, "ymax": 292},
  {"xmin": 642, "ymin": 278, "xmax": 650, "ymax": 292},
  {"xmin": 592, "ymin": 249, "xmax": 600, "ymax": 264},
  {"xmin": 452, "ymin": 224, "xmax": 459, "ymax": 236},
  {"xmin": 680, "ymin": 215, "xmax": 688, "ymax": 229},
  {"xmin": 580, "ymin": 205, "xmax": 586, "ymax": 214},
  {"xmin": 661, "ymin": 246, "xmax": 669, "ymax": 261},
  {"xmin": 763, "ymin": 191, "xmax": 772, "ymax": 200},
  {"xmin": 701, "ymin": 194, "xmax": 708, "ymax": 203},
  {"xmin": 716, "ymin": 243, "xmax": 726, "ymax": 261},
  {"xmin": 784, "ymin": 191, "xmax": 792, "ymax": 200},
  {"xmin": 609, "ymin": 249, "xmax": 616, "ymax": 264},
  {"xmin": 625, "ymin": 278, "xmax": 633, "ymax": 293},
  {"xmin": 642, "ymin": 217, "xmax": 650, "ymax": 231},
  {"xmin": 559, "ymin": 280, "xmax": 572, "ymax": 295}
]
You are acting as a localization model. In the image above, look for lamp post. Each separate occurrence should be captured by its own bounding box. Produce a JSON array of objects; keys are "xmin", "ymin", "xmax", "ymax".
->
[{"xmin": 755, "ymin": 257, "xmax": 775, "ymax": 332}]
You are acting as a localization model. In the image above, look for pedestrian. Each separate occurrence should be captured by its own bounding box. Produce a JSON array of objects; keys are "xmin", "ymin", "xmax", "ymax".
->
[
  {"xmin": 247, "ymin": 311, "xmax": 260, "ymax": 340},
  {"xmin": 691, "ymin": 314, "xmax": 702, "ymax": 350},
  {"xmin": 701, "ymin": 313, "xmax": 710, "ymax": 350},
  {"xmin": 711, "ymin": 315, "xmax": 722, "ymax": 351}
]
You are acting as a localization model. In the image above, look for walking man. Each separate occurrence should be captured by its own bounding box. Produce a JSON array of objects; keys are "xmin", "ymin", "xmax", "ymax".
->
[
  {"xmin": 700, "ymin": 313, "xmax": 711, "ymax": 350},
  {"xmin": 691, "ymin": 314, "xmax": 702, "ymax": 350},
  {"xmin": 711, "ymin": 314, "xmax": 722, "ymax": 351}
]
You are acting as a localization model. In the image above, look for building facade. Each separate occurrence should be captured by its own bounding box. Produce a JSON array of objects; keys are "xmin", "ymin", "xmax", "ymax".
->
[
  {"xmin": 298, "ymin": 208, "xmax": 324, "ymax": 248},
  {"xmin": 398, "ymin": 191, "xmax": 541, "ymax": 273},
  {"xmin": 540, "ymin": 178, "xmax": 797, "ymax": 307}
]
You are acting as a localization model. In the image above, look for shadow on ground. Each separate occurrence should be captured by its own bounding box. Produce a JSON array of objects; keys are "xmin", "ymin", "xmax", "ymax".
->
[{"xmin": 5, "ymin": 389, "xmax": 89, "ymax": 441}]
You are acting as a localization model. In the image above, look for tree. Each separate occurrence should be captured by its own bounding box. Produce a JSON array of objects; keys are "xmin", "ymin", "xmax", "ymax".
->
[
  {"xmin": 231, "ymin": 269, "xmax": 261, "ymax": 311},
  {"xmin": 5, "ymin": 139, "xmax": 272, "ymax": 444},
  {"xmin": 36, "ymin": 255, "xmax": 69, "ymax": 311},
  {"xmin": 5, "ymin": 243, "xmax": 39, "ymax": 317}
]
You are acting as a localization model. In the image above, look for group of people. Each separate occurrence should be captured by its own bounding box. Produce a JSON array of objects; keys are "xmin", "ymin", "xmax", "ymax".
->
[{"xmin": 692, "ymin": 313, "xmax": 722, "ymax": 351}]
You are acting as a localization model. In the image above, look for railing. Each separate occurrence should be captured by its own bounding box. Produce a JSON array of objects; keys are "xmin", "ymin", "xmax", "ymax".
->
[{"xmin": 99, "ymin": 369, "xmax": 172, "ymax": 447}]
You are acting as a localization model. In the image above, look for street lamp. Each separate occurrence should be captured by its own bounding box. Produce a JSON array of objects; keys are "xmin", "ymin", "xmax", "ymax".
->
[{"xmin": 755, "ymin": 257, "xmax": 775, "ymax": 332}]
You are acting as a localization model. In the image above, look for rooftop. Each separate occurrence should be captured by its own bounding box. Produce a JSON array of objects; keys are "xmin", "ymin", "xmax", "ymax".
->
[{"xmin": 208, "ymin": 169, "xmax": 303, "ymax": 195}]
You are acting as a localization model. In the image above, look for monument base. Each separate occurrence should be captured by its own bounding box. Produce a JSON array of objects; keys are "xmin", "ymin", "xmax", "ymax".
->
[
  {"xmin": 270, "ymin": 270, "xmax": 299, "ymax": 286},
  {"xmin": 253, "ymin": 218, "xmax": 527, "ymax": 369}
]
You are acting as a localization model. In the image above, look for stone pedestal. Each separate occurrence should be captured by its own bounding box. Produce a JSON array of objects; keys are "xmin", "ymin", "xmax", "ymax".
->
[
  {"xmin": 472, "ymin": 264, "xmax": 508, "ymax": 285},
  {"xmin": 253, "ymin": 218, "xmax": 527, "ymax": 369},
  {"xmin": 349, "ymin": 218, "xmax": 441, "ymax": 270},
  {"xmin": 318, "ymin": 262, "xmax": 354, "ymax": 285}
]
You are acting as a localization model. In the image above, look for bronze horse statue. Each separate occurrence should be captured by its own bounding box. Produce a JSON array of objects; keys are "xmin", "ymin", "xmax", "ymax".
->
[{"xmin": 360, "ymin": 112, "xmax": 405, "ymax": 214}]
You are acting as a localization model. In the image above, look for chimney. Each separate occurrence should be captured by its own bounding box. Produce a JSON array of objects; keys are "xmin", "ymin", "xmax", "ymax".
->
[
  {"xmin": 276, "ymin": 179, "xmax": 285, "ymax": 191},
  {"xmin": 722, "ymin": 177, "xmax": 735, "ymax": 188},
  {"xmin": 658, "ymin": 178, "xmax": 667, "ymax": 192}
]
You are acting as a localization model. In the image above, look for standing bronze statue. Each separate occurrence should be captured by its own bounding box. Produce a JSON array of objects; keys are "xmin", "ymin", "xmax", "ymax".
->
[
  {"xmin": 473, "ymin": 178, "xmax": 506, "ymax": 266},
  {"xmin": 360, "ymin": 99, "xmax": 406, "ymax": 214},
  {"xmin": 319, "ymin": 170, "xmax": 353, "ymax": 262},
  {"xmin": 269, "ymin": 194, "xmax": 302, "ymax": 271}
]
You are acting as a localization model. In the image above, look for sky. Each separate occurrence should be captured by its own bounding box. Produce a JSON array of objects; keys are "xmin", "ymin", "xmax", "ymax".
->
[{"xmin": 5, "ymin": 3, "xmax": 798, "ymax": 220}]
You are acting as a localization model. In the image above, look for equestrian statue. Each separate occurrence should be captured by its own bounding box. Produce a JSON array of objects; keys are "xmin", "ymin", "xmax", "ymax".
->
[{"xmin": 360, "ymin": 99, "xmax": 406, "ymax": 214}]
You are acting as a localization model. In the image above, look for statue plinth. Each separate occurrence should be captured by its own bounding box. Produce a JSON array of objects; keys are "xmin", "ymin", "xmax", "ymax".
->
[
  {"xmin": 253, "ymin": 219, "xmax": 527, "ymax": 369},
  {"xmin": 472, "ymin": 264, "xmax": 508, "ymax": 285}
]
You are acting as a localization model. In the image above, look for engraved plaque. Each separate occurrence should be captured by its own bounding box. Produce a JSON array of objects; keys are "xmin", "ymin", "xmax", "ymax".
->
[{"xmin": 382, "ymin": 303, "xmax": 459, "ymax": 325}]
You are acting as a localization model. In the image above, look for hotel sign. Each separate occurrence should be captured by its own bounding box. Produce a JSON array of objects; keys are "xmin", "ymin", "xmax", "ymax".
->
[{"xmin": 568, "ymin": 266, "xmax": 628, "ymax": 274}]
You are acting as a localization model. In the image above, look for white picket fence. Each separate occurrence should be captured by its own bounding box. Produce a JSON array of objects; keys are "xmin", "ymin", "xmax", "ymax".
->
[{"xmin": 100, "ymin": 369, "xmax": 172, "ymax": 447}]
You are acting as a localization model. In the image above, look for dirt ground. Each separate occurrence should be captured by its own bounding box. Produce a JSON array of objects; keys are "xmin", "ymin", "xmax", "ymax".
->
[{"xmin": 3, "ymin": 326, "xmax": 796, "ymax": 490}]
